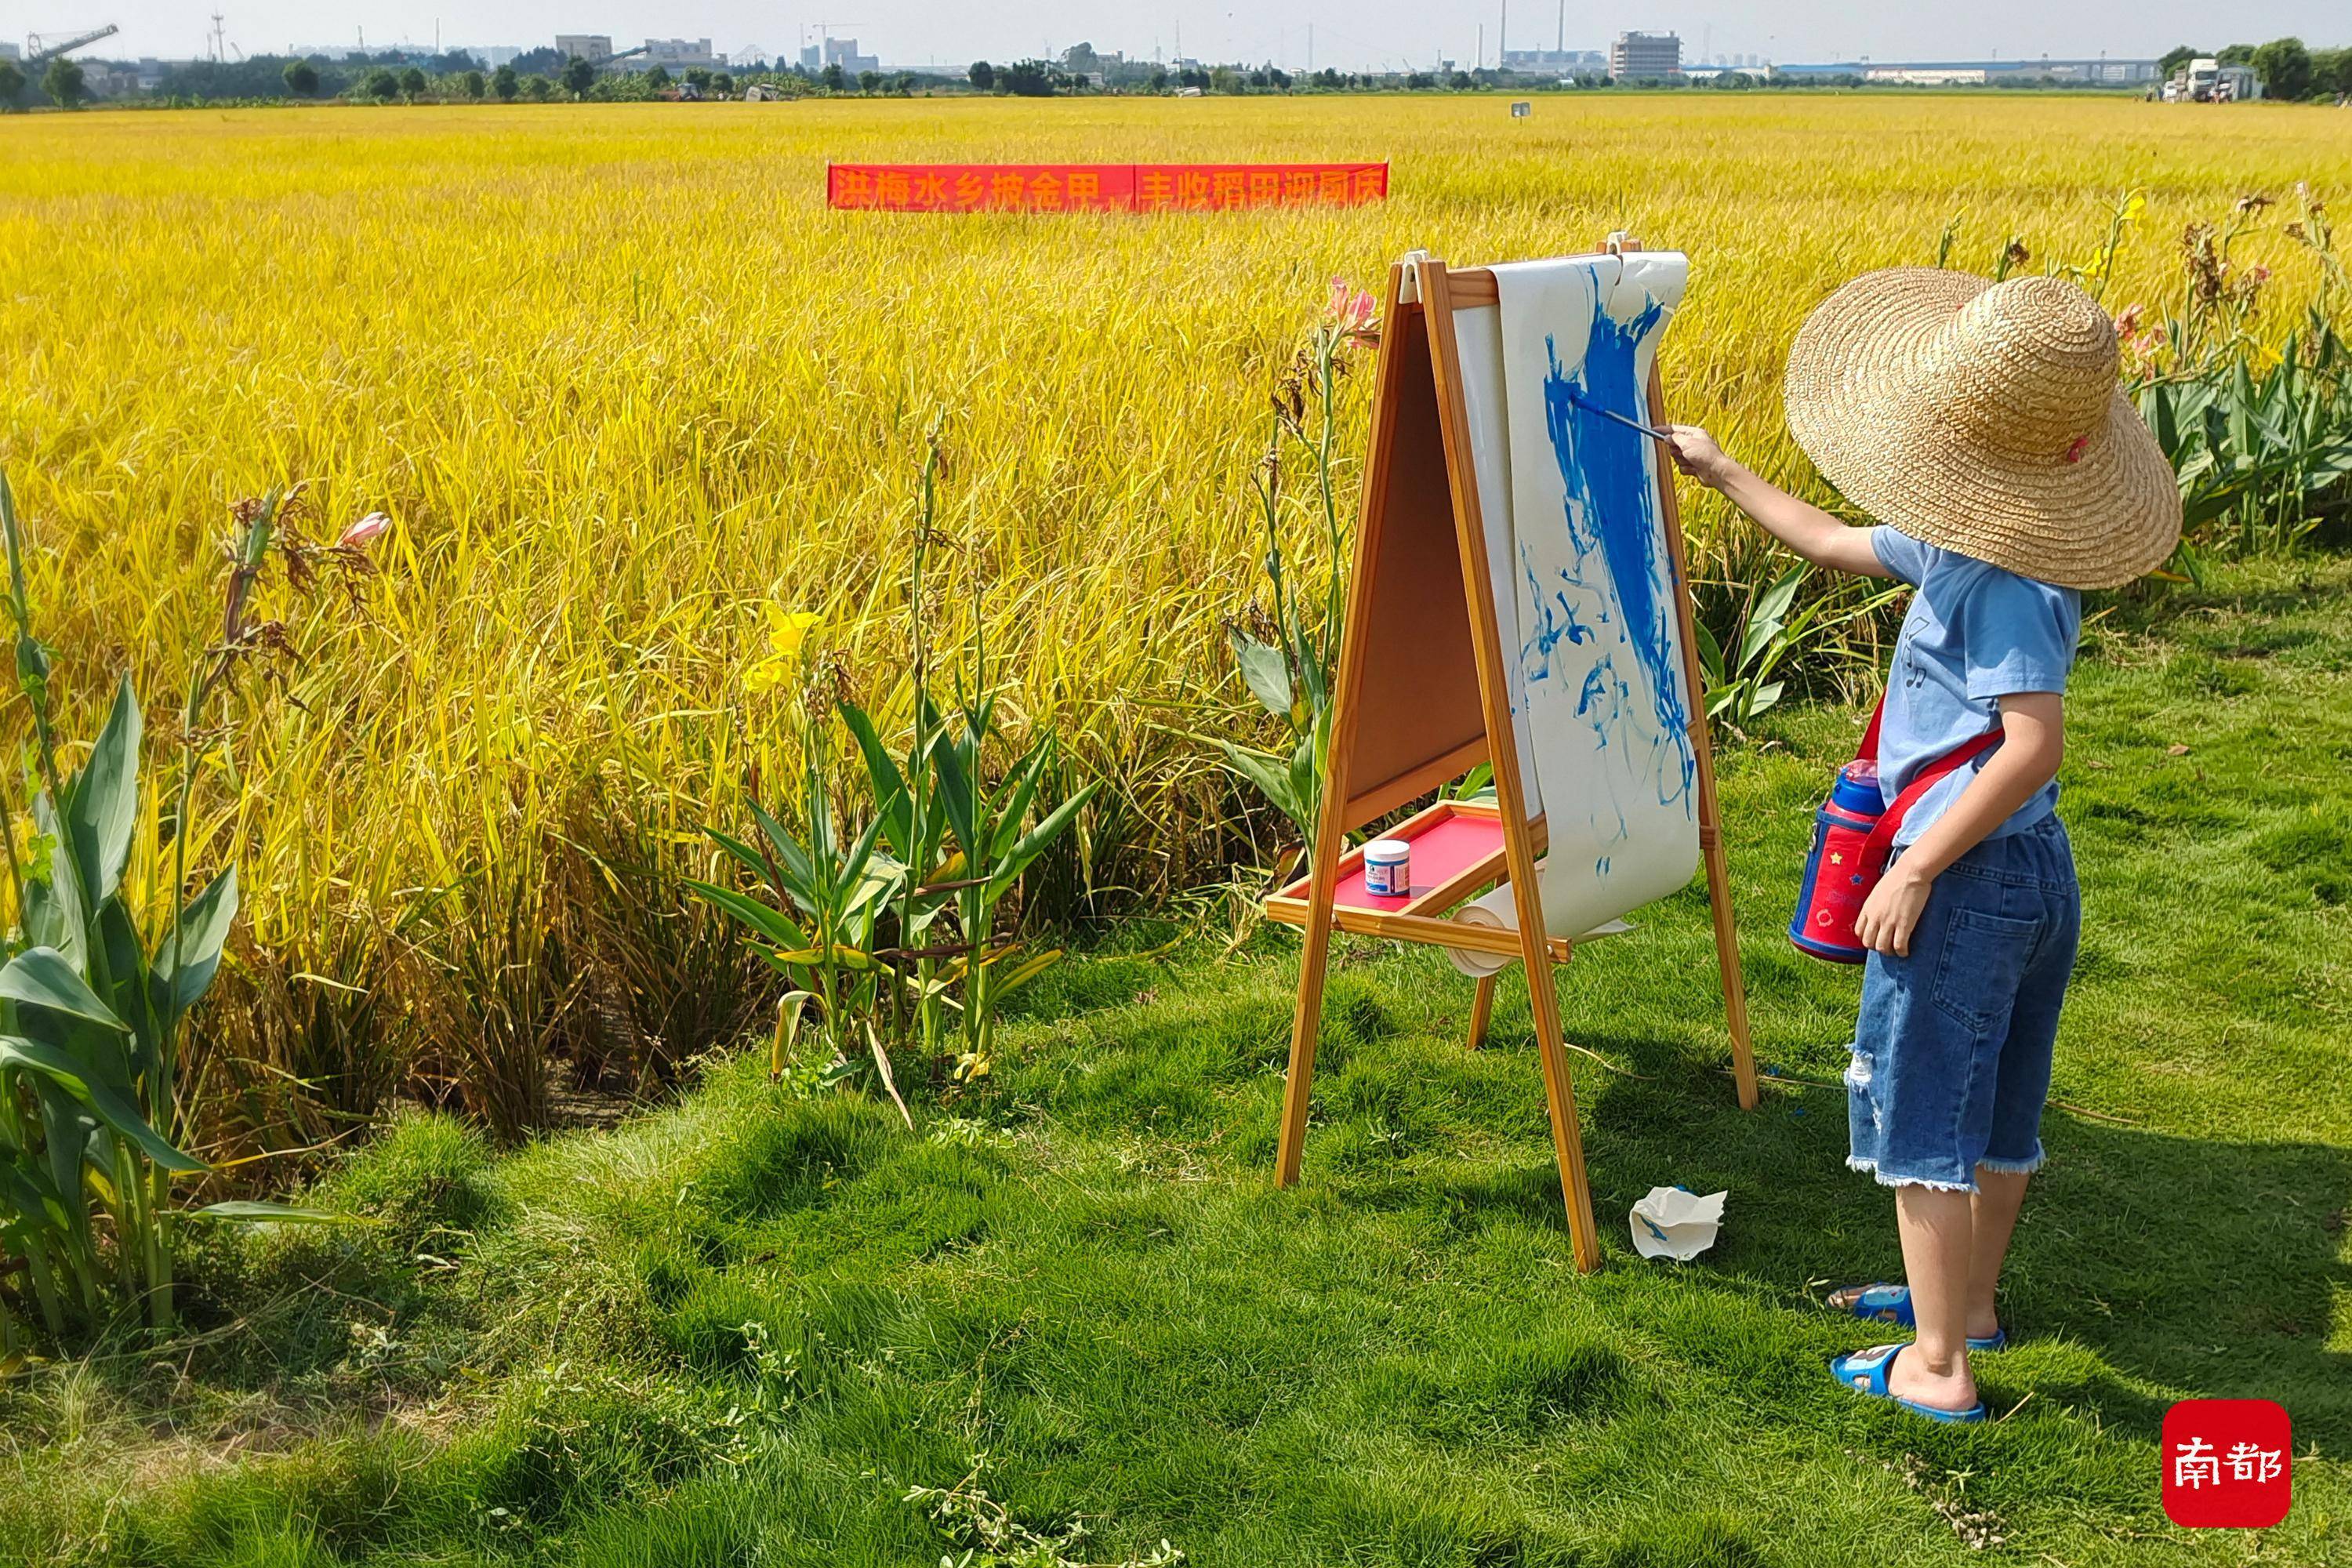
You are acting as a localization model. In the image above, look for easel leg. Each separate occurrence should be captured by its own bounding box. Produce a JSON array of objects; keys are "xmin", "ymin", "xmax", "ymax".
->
[
  {"xmin": 1523, "ymin": 942, "xmax": 1603, "ymax": 1272},
  {"xmin": 1700, "ymin": 824, "xmax": 1761, "ymax": 1111},
  {"xmin": 1465, "ymin": 972, "xmax": 1497, "ymax": 1051},
  {"xmin": 1276, "ymin": 905, "xmax": 1334, "ymax": 1187}
]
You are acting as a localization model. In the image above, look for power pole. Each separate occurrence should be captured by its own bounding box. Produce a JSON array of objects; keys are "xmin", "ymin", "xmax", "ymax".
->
[
  {"xmin": 1557, "ymin": 0, "xmax": 1564, "ymax": 53},
  {"xmin": 1499, "ymin": 0, "xmax": 1507, "ymax": 66}
]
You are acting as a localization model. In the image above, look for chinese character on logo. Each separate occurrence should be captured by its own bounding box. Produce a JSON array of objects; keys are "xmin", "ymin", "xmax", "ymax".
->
[{"xmin": 2162, "ymin": 1400, "xmax": 2290, "ymax": 1528}]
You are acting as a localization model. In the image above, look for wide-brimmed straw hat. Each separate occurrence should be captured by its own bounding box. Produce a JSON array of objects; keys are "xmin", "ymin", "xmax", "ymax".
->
[{"xmin": 1783, "ymin": 268, "xmax": 2181, "ymax": 590}]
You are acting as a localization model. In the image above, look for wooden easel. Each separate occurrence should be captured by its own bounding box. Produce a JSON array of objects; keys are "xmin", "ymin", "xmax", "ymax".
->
[{"xmin": 1265, "ymin": 241, "xmax": 1759, "ymax": 1272}]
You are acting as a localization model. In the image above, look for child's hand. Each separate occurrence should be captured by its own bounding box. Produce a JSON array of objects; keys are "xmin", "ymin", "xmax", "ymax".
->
[
  {"xmin": 1665, "ymin": 425, "xmax": 1737, "ymax": 490},
  {"xmin": 1855, "ymin": 866, "xmax": 1934, "ymax": 958}
]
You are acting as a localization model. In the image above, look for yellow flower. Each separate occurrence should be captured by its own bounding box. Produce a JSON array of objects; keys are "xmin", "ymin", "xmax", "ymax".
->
[
  {"xmin": 764, "ymin": 603, "xmax": 822, "ymax": 660},
  {"xmin": 742, "ymin": 603, "xmax": 822, "ymax": 695},
  {"xmin": 2122, "ymin": 191, "xmax": 2147, "ymax": 224}
]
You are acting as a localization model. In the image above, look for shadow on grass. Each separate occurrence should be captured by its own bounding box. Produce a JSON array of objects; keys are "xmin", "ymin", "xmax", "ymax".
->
[{"xmin": 1455, "ymin": 1018, "xmax": 2352, "ymax": 1453}]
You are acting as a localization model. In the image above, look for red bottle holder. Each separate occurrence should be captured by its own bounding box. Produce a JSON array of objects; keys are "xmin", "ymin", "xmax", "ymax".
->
[{"xmin": 1788, "ymin": 698, "xmax": 2002, "ymax": 964}]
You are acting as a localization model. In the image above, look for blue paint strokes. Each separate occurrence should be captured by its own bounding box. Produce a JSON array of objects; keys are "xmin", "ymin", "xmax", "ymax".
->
[
  {"xmin": 1518, "ymin": 546, "xmax": 1595, "ymax": 688},
  {"xmin": 1523, "ymin": 290, "xmax": 1697, "ymax": 829}
]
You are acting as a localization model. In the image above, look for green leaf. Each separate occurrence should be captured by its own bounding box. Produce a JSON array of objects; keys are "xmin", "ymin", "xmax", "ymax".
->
[
  {"xmin": 191, "ymin": 1200, "xmax": 371, "ymax": 1225},
  {"xmin": 930, "ymin": 731, "xmax": 979, "ymax": 860},
  {"xmin": 154, "ymin": 864, "xmax": 238, "ymax": 1015},
  {"xmin": 1287, "ymin": 734, "xmax": 1316, "ymax": 822},
  {"xmin": 984, "ymin": 781, "xmax": 1099, "ymax": 900},
  {"xmin": 63, "ymin": 677, "xmax": 140, "ymax": 905},
  {"xmin": 0, "ymin": 1036, "xmax": 205, "ymax": 1175},
  {"xmin": 0, "ymin": 946, "xmax": 128, "ymax": 1033},
  {"xmin": 1692, "ymin": 616, "xmax": 1726, "ymax": 688},
  {"xmin": 684, "ymin": 877, "xmax": 811, "ymax": 950},
  {"xmin": 27, "ymin": 795, "xmax": 89, "ymax": 971},
  {"xmin": 985, "ymin": 740, "xmax": 1053, "ymax": 864},
  {"xmin": 988, "ymin": 946, "xmax": 1062, "ymax": 999},
  {"xmin": 746, "ymin": 801, "xmax": 819, "ymax": 896},
  {"xmin": 1214, "ymin": 739, "xmax": 1301, "ymax": 828},
  {"xmin": 839, "ymin": 701, "xmax": 913, "ymax": 858},
  {"xmin": 1227, "ymin": 628, "xmax": 1294, "ymax": 718},
  {"xmin": 98, "ymin": 897, "xmax": 158, "ymax": 1083}
]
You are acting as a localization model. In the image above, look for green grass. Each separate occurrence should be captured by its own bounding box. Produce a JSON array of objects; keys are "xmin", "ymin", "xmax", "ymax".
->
[{"xmin": 3, "ymin": 554, "xmax": 2348, "ymax": 1566}]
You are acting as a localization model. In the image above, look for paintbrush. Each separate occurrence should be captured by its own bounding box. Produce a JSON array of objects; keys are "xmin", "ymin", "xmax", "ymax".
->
[{"xmin": 1563, "ymin": 385, "xmax": 1673, "ymax": 445}]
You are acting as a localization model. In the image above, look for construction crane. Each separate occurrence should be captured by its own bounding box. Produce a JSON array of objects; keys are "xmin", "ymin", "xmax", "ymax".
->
[
  {"xmin": 586, "ymin": 42, "xmax": 648, "ymax": 69},
  {"xmin": 26, "ymin": 23, "xmax": 118, "ymax": 63}
]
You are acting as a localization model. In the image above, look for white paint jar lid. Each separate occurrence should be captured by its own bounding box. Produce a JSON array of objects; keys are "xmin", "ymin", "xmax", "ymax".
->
[{"xmin": 1363, "ymin": 838, "xmax": 1411, "ymax": 862}]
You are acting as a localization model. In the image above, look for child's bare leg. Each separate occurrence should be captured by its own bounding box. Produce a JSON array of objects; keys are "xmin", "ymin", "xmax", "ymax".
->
[
  {"xmin": 1967, "ymin": 1167, "xmax": 2030, "ymax": 1340},
  {"xmin": 1887, "ymin": 1185, "xmax": 1979, "ymax": 1410}
]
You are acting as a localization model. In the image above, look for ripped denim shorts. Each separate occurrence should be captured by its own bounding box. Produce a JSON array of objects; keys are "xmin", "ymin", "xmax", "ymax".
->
[{"xmin": 1846, "ymin": 812, "xmax": 2080, "ymax": 1192}]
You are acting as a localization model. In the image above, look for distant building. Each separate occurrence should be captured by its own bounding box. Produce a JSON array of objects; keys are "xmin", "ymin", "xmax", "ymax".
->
[
  {"xmin": 83, "ymin": 63, "xmax": 140, "ymax": 97},
  {"xmin": 1501, "ymin": 48, "xmax": 1606, "ymax": 75},
  {"xmin": 643, "ymin": 38, "xmax": 723, "ymax": 71},
  {"xmin": 477, "ymin": 46, "xmax": 521, "ymax": 69},
  {"xmin": 1868, "ymin": 67, "xmax": 1988, "ymax": 85},
  {"xmin": 800, "ymin": 36, "xmax": 878, "ymax": 75},
  {"xmin": 0, "ymin": 42, "xmax": 20, "ymax": 62},
  {"xmin": 1608, "ymin": 31, "xmax": 1681, "ymax": 80},
  {"xmin": 1776, "ymin": 57, "xmax": 2161, "ymax": 85},
  {"xmin": 555, "ymin": 34, "xmax": 612, "ymax": 64}
]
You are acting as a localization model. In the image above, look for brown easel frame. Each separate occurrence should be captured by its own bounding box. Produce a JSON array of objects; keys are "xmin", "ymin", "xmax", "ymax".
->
[{"xmin": 1265, "ymin": 241, "xmax": 1759, "ymax": 1272}]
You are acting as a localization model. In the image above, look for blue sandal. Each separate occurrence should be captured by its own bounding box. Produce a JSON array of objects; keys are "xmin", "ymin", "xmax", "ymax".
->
[
  {"xmin": 1831, "ymin": 1283, "xmax": 2006, "ymax": 1352},
  {"xmin": 1830, "ymin": 1343, "xmax": 1987, "ymax": 1424}
]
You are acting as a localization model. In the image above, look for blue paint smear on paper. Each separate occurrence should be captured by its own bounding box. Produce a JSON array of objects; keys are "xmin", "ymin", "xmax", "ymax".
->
[{"xmin": 1519, "ymin": 289, "xmax": 1697, "ymax": 848}]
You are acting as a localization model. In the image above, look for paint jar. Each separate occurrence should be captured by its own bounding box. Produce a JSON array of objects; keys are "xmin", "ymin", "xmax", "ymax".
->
[{"xmin": 1363, "ymin": 838, "xmax": 1411, "ymax": 898}]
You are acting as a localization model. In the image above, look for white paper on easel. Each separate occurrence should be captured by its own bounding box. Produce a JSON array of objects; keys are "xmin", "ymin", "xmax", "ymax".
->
[{"xmin": 1461, "ymin": 252, "xmax": 1698, "ymax": 942}]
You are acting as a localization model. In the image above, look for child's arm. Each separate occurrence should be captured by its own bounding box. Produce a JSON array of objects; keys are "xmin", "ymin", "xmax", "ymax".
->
[
  {"xmin": 1665, "ymin": 426, "xmax": 1893, "ymax": 580},
  {"xmin": 1853, "ymin": 691, "xmax": 2066, "ymax": 957}
]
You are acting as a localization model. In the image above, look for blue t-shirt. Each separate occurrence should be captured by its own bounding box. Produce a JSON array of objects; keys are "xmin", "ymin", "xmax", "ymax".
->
[{"xmin": 1871, "ymin": 527, "xmax": 2080, "ymax": 848}]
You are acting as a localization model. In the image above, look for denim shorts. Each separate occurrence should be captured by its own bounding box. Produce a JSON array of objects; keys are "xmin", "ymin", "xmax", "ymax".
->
[{"xmin": 1846, "ymin": 812, "xmax": 2080, "ymax": 1192}]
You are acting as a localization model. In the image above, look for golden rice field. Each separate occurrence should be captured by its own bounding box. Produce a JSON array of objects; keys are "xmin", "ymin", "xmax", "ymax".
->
[{"xmin": 3, "ymin": 93, "xmax": 2349, "ymax": 1134}]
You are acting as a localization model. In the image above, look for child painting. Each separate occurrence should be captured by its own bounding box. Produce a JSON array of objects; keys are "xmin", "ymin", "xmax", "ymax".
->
[{"xmin": 1665, "ymin": 270, "xmax": 2181, "ymax": 1421}]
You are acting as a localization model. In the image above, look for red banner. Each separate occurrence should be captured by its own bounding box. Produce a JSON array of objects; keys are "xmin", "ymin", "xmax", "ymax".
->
[{"xmin": 826, "ymin": 162, "xmax": 1389, "ymax": 213}]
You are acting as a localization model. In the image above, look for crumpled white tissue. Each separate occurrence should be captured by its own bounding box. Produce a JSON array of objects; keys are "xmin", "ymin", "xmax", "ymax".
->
[{"xmin": 1628, "ymin": 1185, "xmax": 1726, "ymax": 1261}]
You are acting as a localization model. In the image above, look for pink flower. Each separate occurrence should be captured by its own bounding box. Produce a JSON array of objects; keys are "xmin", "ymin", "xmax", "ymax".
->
[
  {"xmin": 339, "ymin": 511, "xmax": 392, "ymax": 549},
  {"xmin": 2111, "ymin": 303, "xmax": 2144, "ymax": 337},
  {"xmin": 2247, "ymin": 265, "xmax": 2272, "ymax": 285},
  {"xmin": 1327, "ymin": 276, "xmax": 1376, "ymax": 332}
]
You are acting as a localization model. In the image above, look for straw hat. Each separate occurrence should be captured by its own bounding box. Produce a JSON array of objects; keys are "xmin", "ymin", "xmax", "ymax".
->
[{"xmin": 1783, "ymin": 268, "xmax": 2181, "ymax": 590}]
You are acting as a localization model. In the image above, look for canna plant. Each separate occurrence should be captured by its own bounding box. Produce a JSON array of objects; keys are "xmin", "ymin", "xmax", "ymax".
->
[
  {"xmin": 924, "ymin": 682, "xmax": 1096, "ymax": 1082},
  {"xmin": 1215, "ymin": 279, "xmax": 1377, "ymax": 856},
  {"xmin": 691, "ymin": 677, "xmax": 912, "ymax": 1127},
  {"xmin": 1693, "ymin": 564, "xmax": 1904, "ymax": 730},
  {"xmin": 0, "ymin": 476, "xmax": 347, "ymax": 1352},
  {"xmin": 2122, "ymin": 185, "xmax": 2352, "ymax": 560},
  {"xmin": 694, "ymin": 419, "xmax": 1098, "ymax": 1105}
]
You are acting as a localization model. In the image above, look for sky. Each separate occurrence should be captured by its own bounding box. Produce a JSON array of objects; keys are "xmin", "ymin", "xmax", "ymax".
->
[{"xmin": 49, "ymin": 2, "xmax": 2351, "ymax": 72}]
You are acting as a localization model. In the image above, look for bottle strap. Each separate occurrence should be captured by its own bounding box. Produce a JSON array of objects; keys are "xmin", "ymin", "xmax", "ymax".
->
[{"xmin": 1862, "ymin": 726, "xmax": 2005, "ymax": 861}]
